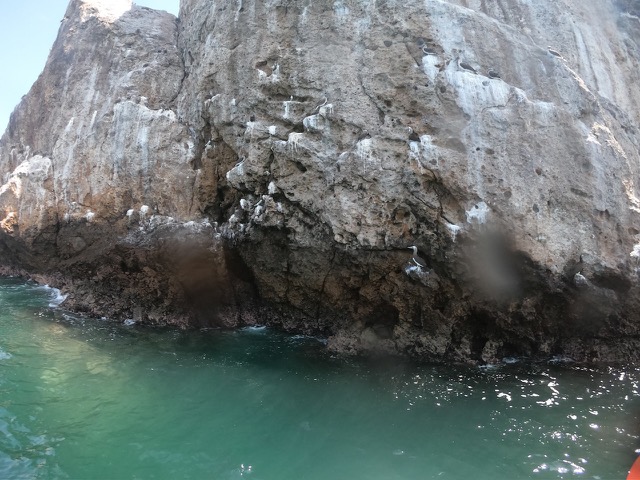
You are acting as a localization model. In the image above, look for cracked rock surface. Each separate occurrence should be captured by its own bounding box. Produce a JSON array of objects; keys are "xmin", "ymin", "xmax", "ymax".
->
[{"xmin": 1, "ymin": 0, "xmax": 640, "ymax": 362}]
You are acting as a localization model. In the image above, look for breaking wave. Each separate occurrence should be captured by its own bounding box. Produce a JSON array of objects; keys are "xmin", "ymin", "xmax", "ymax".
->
[{"xmin": 36, "ymin": 285, "xmax": 68, "ymax": 308}]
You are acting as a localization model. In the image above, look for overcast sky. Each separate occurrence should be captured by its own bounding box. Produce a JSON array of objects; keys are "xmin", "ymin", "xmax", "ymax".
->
[{"xmin": 0, "ymin": 0, "xmax": 180, "ymax": 133}]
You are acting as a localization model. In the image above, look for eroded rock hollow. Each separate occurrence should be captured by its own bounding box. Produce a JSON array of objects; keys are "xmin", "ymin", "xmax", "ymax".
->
[{"xmin": 1, "ymin": 0, "xmax": 640, "ymax": 362}]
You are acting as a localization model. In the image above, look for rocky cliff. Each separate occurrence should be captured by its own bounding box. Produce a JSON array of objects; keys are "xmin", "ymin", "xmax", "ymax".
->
[{"xmin": 1, "ymin": 0, "xmax": 639, "ymax": 363}]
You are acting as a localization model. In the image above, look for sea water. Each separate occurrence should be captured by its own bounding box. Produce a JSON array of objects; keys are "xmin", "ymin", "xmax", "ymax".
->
[{"xmin": 0, "ymin": 277, "xmax": 638, "ymax": 479}]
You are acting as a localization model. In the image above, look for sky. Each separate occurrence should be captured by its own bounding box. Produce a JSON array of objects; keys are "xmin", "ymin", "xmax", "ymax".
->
[{"xmin": 0, "ymin": 0, "xmax": 180, "ymax": 133}]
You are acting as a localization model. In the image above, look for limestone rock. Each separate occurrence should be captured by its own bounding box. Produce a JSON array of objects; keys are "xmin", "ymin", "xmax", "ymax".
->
[
  {"xmin": 0, "ymin": 0, "xmax": 252, "ymax": 326},
  {"xmin": 1, "ymin": 0, "xmax": 640, "ymax": 363}
]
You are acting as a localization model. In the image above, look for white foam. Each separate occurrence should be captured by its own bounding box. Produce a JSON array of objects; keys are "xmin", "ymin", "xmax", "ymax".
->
[
  {"xmin": 0, "ymin": 349, "xmax": 12, "ymax": 360},
  {"xmin": 502, "ymin": 357, "xmax": 520, "ymax": 365},
  {"xmin": 48, "ymin": 289, "xmax": 68, "ymax": 308},
  {"xmin": 478, "ymin": 364, "xmax": 499, "ymax": 371},
  {"xmin": 242, "ymin": 325, "xmax": 267, "ymax": 333},
  {"xmin": 548, "ymin": 355, "xmax": 575, "ymax": 364},
  {"xmin": 37, "ymin": 284, "xmax": 68, "ymax": 307},
  {"xmin": 497, "ymin": 392, "xmax": 512, "ymax": 402}
]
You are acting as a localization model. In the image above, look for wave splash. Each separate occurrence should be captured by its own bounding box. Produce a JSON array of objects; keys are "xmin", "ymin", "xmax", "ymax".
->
[{"xmin": 36, "ymin": 285, "xmax": 68, "ymax": 308}]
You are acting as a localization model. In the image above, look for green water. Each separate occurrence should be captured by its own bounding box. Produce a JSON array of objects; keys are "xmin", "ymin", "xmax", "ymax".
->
[{"xmin": 0, "ymin": 278, "xmax": 639, "ymax": 479}]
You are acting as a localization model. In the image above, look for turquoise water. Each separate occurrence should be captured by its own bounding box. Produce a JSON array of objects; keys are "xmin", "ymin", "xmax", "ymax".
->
[{"xmin": 0, "ymin": 277, "xmax": 639, "ymax": 479}]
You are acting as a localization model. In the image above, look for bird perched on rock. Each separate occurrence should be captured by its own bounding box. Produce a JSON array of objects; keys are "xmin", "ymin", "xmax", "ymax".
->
[
  {"xmin": 458, "ymin": 59, "xmax": 477, "ymax": 74},
  {"xmin": 547, "ymin": 46, "xmax": 563, "ymax": 58},
  {"xmin": 422, "ymin": 46, "xmax": 438, "ymax": 55},
  {"xmin": 408, "ymin": 246, "xmax": 428, "ymax": 269}
]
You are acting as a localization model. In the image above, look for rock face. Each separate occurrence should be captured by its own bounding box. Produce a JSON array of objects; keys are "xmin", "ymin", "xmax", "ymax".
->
[
  {"xmin": 0, "ymin": 0, "xmax": 252, "ymax": 326},
  {"xmin": 1, "ymin": 0, "xmax": 640, "ymax": 363}
]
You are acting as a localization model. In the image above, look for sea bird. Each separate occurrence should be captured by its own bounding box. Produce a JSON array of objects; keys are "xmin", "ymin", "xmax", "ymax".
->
[
  {"xmin": 547, "ymin": 46, "xmax": 563, "ymax": 58},
  {"xmin": 408, "ymin": 246, "xmax": 428, "ymax": 269},
  {"xmin": 422, "ymin": 45, "xmax": 438, "ymax": 55},
  {"xmin": 457, "ymin": 57, "xmax": 477, "ymax": 74}
]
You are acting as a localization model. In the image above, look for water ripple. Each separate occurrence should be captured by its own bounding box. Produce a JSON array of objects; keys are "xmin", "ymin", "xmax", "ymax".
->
[{"xmin": 0, "ymin": 277, "xmax": 639, "ymax": 479}]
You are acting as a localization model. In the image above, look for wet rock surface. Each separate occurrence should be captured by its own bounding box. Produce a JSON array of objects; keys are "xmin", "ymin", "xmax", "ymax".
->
[{"xmin": 1, "ymin": 0, "xmax": 640, "ymax": 363}]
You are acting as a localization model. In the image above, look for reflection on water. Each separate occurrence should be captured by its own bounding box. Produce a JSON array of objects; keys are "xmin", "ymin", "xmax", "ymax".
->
[{"xmin": 0, "ymin": 277, "xmax": 639, "ymax": 479}]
